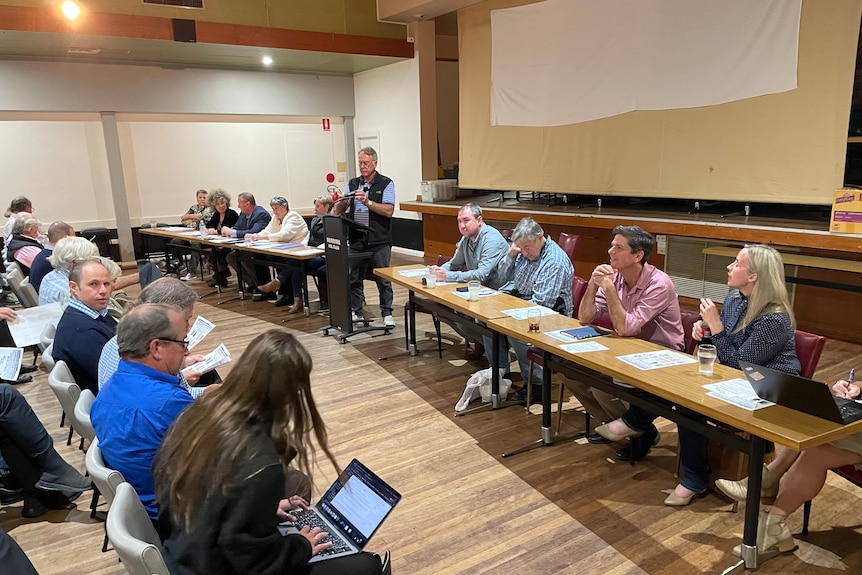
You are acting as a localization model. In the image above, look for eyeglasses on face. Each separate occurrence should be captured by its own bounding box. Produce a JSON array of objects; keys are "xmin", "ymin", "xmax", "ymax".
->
[{"xmin": 158, "ymin": 338, "xmax": 190, "ymax": 350}]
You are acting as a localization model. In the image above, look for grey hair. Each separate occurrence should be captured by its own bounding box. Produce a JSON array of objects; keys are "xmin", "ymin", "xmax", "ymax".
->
[
  {"xmin": 511, "ymin": 217, "xmax": 544, "ymax": 243},
  {"xmin": 207, "ymin": 189, "xmax": 231, "ymax": 209},
  {"xmin": 314, "ymin": 195, "xmax": 333, "ymax": 207},
  {"xmin": 47, "ymin": 221, "xmax": 74, "ymax": 244},
  {"xmin": 611, "ymin": 225, "xmax": 655, "ymax": 262},
  {"xmin": 238, "ymin": 191, "xmax": 256, "ymax": 205},
  {"xmin": 12, "ymin": 215, "xmax": 39, "ymax": 235},
  {"xmin": 458, "ymin": 203, "xmax": 483, "ymax": 219},
  {"xmin": 358, "ymin": 147, "xmax": 378, "ymax": 162},
  {"xmin": 139, "ymin": 278, "xmax": 198, "ymax": 313},
  {"xmin": 98, "ymin": 256, "xmax": 122, "ymax": 280},
  {"xmin": 49, "ymin": 236, "xmax": 99, "ymax": 270},
  {"xmin": 117, "ymin": 303, "xmax": 180, "ymax": 360}
]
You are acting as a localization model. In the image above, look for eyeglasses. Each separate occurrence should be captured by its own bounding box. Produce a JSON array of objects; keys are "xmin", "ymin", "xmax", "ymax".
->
[{"xmin": 158, "ymin": 338, "xmax": 190, "ymax": 350}]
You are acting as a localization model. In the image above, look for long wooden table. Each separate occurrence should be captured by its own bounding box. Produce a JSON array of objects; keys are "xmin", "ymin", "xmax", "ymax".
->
[
  {"xmin": 488, "ymin": 312, "xmax": 862, "ymax": 573},
  {"xmin": 375, "ymin": 264, "xmax": 539, "ymax": 413},
  {"xmin": 139, "ymin": 227, "xmax": 324, "ymax": 313}
]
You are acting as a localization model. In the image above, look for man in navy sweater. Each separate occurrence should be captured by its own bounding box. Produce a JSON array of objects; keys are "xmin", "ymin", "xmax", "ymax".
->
[{"xmin": 52, "ymin": 258, "xmax": 117, "ymax": 394}]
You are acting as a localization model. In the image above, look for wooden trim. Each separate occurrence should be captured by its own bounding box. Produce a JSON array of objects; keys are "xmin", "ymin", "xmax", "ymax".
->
[
  {"xmin": 401, "ymin": 200, "xmax": 862, "ymax": 253},
  {"xmin": 0, "ymin": 5, "xmax": 414, "ymax": 59}
]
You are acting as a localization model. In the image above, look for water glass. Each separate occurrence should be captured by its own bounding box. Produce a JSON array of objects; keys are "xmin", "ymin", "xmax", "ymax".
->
[
  {"xmin": 423, "ymin": 270, "xmax": 436, "ymax": 288},
  {"xmin": 467, "ymin": 280, "xmax": 481, "ymax": 301},
  {"xmin": 697, "ymin": 344, "xmax": 717, "ymax": 376}
]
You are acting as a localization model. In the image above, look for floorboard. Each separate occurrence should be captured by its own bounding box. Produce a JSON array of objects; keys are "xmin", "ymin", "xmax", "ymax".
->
[{"xmin": 2, "ymin": 253, "xmax": 861, "ymax": 574}]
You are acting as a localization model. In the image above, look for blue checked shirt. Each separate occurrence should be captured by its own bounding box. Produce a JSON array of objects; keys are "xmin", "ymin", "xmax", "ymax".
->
[{"xmin": 497, "ymin": 237, "xmax": 574, "ymax": 316}]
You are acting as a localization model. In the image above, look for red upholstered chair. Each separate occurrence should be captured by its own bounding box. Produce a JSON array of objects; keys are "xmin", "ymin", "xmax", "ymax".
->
[
  {"xmin": 524, "ymin": 276, "xmax": 588, "ymax": 413},
  {"xmin": 680, "ymin": 309, "xmax": 701, "ymax": 356},
  {"xmin": 795, "ymin": 329, "xmax": 826, "ymax": 380},
  {"xmin": 403, "ymin": 255, "xmax": 451, "ymax": 358},
  {"xmin": 557, "ymin": 232, "xmax": 580, "ymax": 269}
]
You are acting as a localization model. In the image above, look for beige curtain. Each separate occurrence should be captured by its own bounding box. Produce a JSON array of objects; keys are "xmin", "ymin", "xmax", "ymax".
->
[{"xmin": 459, "ymin": 0, "xmax": 862, "ymax": 205}]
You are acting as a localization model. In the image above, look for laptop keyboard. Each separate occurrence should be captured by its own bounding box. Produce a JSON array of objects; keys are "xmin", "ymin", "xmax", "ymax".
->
[
  {"xmin": 838, "ymin": 401, "xmax": 862, "ymax": 419},
  {"xmin": 293, "ymin": 510, "xmax": 353, "ymax": 555}
]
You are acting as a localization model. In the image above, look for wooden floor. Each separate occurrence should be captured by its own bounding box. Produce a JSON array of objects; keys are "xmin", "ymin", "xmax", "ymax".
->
[{"xmin": 3, "ymin": 253, "xmax": 862, "ymax": 574}]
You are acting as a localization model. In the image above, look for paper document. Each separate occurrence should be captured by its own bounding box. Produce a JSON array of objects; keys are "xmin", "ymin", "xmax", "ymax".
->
[
  {"xmin": 616, "ymin": 350, "xmax": 697, "ymax": 371},
  {"xmin": 185, "ymin": 344, "xmax": 231, "ymax": 374},
  {"xmin": 452, "ymin": 288, "xmax": 500, "ymax": 299},
  {"xmin": 209, "ymin": 238, "xmax": 242, "ymax": 244},
  {"xmin": 161, "ymin": 226, "xmax": 188, "ymax": 232},
  {"xmin": 286, "ymin": 248, "xmax": 324, "ymax": 256},
  {"xmin": 398, "ymin": 268, "xmax": 428, "ymax": 277},
  {"xmin": 185, "ymin": 316, "xmax": 215, "ymax": 351},
  {"xmin": 7, "ymin": 302, "xmax": 62, "ymax": 348},
  {"xmin": 558, "ymin": 341, "xmax": 609, "ymax": 354},
  {"xmin": 501, "ymin": 305, "xmax": 557, "ymax": 320},
  {"xmin": 703, "ymin": 378, "xmax": 774, "ymax": 411},
  {"xmin": 0, "ymin": 347, "xmax": 23, "ymax": 381},
  {"xmin": 178, "ymin": 230, "xmax": 202, "ymax": 236}
]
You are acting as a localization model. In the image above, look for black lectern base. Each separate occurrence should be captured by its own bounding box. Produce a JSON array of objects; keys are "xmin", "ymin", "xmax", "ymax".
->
[{"xmin": 321, "ymin": 318, "xmax": 392, "ymax": 344}]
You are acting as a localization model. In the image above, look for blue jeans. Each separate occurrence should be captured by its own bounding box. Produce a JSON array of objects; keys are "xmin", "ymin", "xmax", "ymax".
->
[{"xmin": 623, "ymin": 404, "xmax": 711, "ymax": 493}]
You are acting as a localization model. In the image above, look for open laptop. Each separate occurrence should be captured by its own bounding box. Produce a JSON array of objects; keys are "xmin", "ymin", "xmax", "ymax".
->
[
  {"xmin": 739, "ymin": 361, "xmax": 862, "ymax": 425},
  {"xmin": 278, "ymin": 459, "xmax": 401, "ymax": 562}
]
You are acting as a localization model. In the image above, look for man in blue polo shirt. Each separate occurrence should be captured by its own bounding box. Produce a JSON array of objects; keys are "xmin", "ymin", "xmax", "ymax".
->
[{"xmin": 91, "ymin": 303, "xmax": 194, "ymax": 521}]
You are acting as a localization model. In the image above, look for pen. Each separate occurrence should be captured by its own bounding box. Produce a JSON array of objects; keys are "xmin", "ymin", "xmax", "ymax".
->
[{"xmin": 850, "ymin": 368, "xmax": 856, "ymax": 384}]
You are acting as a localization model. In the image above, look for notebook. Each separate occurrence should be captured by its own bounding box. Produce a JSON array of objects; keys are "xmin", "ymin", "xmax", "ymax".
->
[
  {"xmin": 278, "ymin": 459, "xmax": 401, "ymax": 562},
  {"xmin": 739, "ymin": 361, "xmax": 862, "ymax": 425},
  {"xmin": 560, "ymin": 325, "xmax": 612, "ymax": 341}
]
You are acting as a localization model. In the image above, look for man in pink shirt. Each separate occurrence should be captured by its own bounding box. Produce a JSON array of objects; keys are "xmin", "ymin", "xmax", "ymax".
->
[{"xmin": 568, "ymin": 225, "xmax": 683, "ymax": 456}]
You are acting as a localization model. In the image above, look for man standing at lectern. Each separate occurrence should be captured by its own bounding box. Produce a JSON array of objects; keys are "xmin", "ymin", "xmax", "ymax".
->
[{"xmin": 334, "ymin": 147, "xmax": 396, "ymax": 327}]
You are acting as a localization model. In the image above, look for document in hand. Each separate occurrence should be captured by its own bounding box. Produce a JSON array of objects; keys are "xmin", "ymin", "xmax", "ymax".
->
[
  {"xmin": 185, "ymin": 316, "xmax": 215, "ymax": 351},
  {"xmin": 6, "ymin": 302, "xmax": 62, "ymax": 348},
  {"xmin": 0, "ymin": 347, "xmax": 23, "ymax": 381},
  {"xmin": 184, "ymin": 344, "xmax": 231, "ymax": 374}
]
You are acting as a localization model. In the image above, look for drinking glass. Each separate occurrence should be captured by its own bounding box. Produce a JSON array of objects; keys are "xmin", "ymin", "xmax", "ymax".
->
[
  {"xmin": 527, "ymin": 308, "xmax": 541, "ymax": 333},
  {"xmin": 468, "ymin": 280, "xmax": 481, "ymax": 301},
  {"xmin": 697, "ymin": 344, "xmax": 717, "ymax": 376}
]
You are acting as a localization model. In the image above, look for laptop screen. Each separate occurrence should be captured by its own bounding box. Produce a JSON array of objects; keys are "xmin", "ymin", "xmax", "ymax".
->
[{"xmin": 318, "ymin": 459, "xmax": 401, "ymax": 548}]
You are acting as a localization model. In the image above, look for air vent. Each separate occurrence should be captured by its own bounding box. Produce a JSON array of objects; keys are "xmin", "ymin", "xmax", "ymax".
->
[{"xmin": 142, "ymin": 0, "xmax": 204, "ymax": 8}]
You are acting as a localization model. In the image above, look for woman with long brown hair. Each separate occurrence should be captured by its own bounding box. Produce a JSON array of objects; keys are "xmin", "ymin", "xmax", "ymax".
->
[{"xmin": 152, "ymin": 330, "xmax": 388, "ymax": 574}]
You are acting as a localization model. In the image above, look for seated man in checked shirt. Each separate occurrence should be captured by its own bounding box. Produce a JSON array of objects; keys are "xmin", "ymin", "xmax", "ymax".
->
[{"xmin": 483, "ymin": 217, "xmax": 574, "ymax": 404}]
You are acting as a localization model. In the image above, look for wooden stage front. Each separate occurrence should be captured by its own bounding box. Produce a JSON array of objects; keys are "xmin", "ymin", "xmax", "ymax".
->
[{"xmin": 3, "ymin": 255, "xmax": 862, "ymax": 574}]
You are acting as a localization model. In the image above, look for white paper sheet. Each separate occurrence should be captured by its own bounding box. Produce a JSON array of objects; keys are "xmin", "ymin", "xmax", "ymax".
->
[
  {"xmin": 184, "ymin": 343, "xmax": 231, "ymax": 374},
  {"xmin": 6, "ymin": 302, "xmax": 63, "ymax": 348},
  {"xmin": 501, "ymin": 305, "xmax": 557, "ymax": 319},
  {"xmin": 398, "ymin": 268, "xmax": 428, "ymax": 277},
  {"xmin": 558, "ymin": 341, "xmax": 609, "ymax": 354},
  {"xmin": 703, "ymin": 378, "xmax": 775, "ymax": 411},
  {"xmin": 616, "ymin": 350, "xmax": 697, "ymax": 371},
  {"xmin": 0, "ymin": 347, "xmax": 23, "ymax": 381},
  {"xmin": 185, "ymin": 316, "xmax": 215, "ymax": 351}
]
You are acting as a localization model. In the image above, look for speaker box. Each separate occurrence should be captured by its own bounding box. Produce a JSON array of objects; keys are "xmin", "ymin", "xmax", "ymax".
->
[{"xmin": 172, "ymin": 18, "xmax": 196, "ymax": 43}]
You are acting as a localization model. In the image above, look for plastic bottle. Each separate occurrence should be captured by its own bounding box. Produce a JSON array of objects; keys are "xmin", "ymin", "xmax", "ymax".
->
[
  {"xmin": 701, "ymin": 326, "xmax": 712, "ymax": 346},
  {"xmin": 198, "ymin": 220, "xmax": 207, "ymax": 238}
]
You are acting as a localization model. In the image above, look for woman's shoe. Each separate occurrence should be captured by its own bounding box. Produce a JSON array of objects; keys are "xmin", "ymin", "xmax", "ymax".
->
[
  {"xmin": 286, "ymin": 297, "xmax": 303, "ymax": 314},
  {"xmin": 716, "ymin": 464, "xmax": 780, "ymax": 503},
  {"xmin": 595, "ymin": 421, "xmax": 642, "ymax": 442},
  {"xmin": 259, "ymin": 278, "xmax": 281, "ymax": 293},
  {"xmin": 732, "ymin": 511, "xmax": 797, "ymax": 557},
  {"xmin": 664, "ymin": 485, "xmax": 707, "ymax": 507}
]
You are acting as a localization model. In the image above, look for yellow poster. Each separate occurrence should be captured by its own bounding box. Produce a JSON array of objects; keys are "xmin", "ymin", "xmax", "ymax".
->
[{"xmin": 830, "ymin": 189, "xmax": 862, "ymax": 234}]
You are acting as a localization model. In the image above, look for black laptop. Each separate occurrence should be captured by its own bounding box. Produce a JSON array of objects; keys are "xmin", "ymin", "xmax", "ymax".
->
[
  {"xmin": 739, "ymin": 361, "xmax": 862, "ymax": 425},
  {"xmin": 278, "ymin": 459, "xmax": 401, "ymax": 562}
]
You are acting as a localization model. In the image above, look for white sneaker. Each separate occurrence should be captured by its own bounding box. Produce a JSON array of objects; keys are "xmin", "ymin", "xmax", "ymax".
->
[
  {"xmin": 181, "ymin": 273, "xmax": 195, "ymax": 281},
  {"xmin": 383, "ymin": 315, "xmax": 396, "ymax": 328},
  {"xmin": 351, "ymin": 312, "xmax": 363, "ymax": 323}
]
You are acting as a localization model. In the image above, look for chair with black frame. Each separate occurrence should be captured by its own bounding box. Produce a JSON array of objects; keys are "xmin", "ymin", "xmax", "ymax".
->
[
  {"xmin": 403, "ymin": 255, "xmax": 452, "ymax": 358},
  {"xmin": 86, "ymin": 438, "xmax": 126, "ymax": 553},
  {"xmin": 106, "ymin": 482, "xmax": 170, "ymax": 575},
  {"xmin": 524, "ymin": 275, "xmax": 590, "ymax": 413}
]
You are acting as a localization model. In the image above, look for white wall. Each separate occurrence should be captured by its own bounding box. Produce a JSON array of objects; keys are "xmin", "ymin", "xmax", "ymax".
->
[{"xmin": 353, "ymin": 59, "xmax": 423, "ymax": 220}]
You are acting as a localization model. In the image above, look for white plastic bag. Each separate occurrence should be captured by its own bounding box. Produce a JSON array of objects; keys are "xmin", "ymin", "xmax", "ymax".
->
[{"xmin": 455, "ymin": 368, "xmax": 511, "ymax": 412}]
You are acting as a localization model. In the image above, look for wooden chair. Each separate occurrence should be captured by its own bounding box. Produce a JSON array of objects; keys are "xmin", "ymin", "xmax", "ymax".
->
[
  {"xmin": 403, "ymin": 255, "xmax": 451, "ymax": 358},
  {"xmin": 86, "ymin": 438, "xmax": 126, "ymax": 552},
  {"xmin": 106, "ymin": 482, "xmax": 170, "ymax": 575}
]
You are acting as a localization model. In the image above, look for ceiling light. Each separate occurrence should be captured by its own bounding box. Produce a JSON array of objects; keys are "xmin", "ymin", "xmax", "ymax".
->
[
  {"xmin": 262, "ymin": 56, "xmax": 273, "ymax": 66},
  {"xmin": 61, "ymin": 1, "xmax": 80, "ymax": 20}
]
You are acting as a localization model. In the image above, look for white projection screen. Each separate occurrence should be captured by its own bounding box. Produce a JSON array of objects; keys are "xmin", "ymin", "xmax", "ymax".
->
[{"xmin": 459, "ymin": 0, "xmax": 862, "ymax": 205}]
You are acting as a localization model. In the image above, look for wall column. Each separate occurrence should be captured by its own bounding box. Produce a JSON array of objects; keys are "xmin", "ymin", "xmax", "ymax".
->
[
  {"xmin": 100, "ymin": 112, "xmax": 134, "ymax": 263},
  {"xmin": 411, "ymin": 19, "xmax": 439, "ymax": 181}
]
